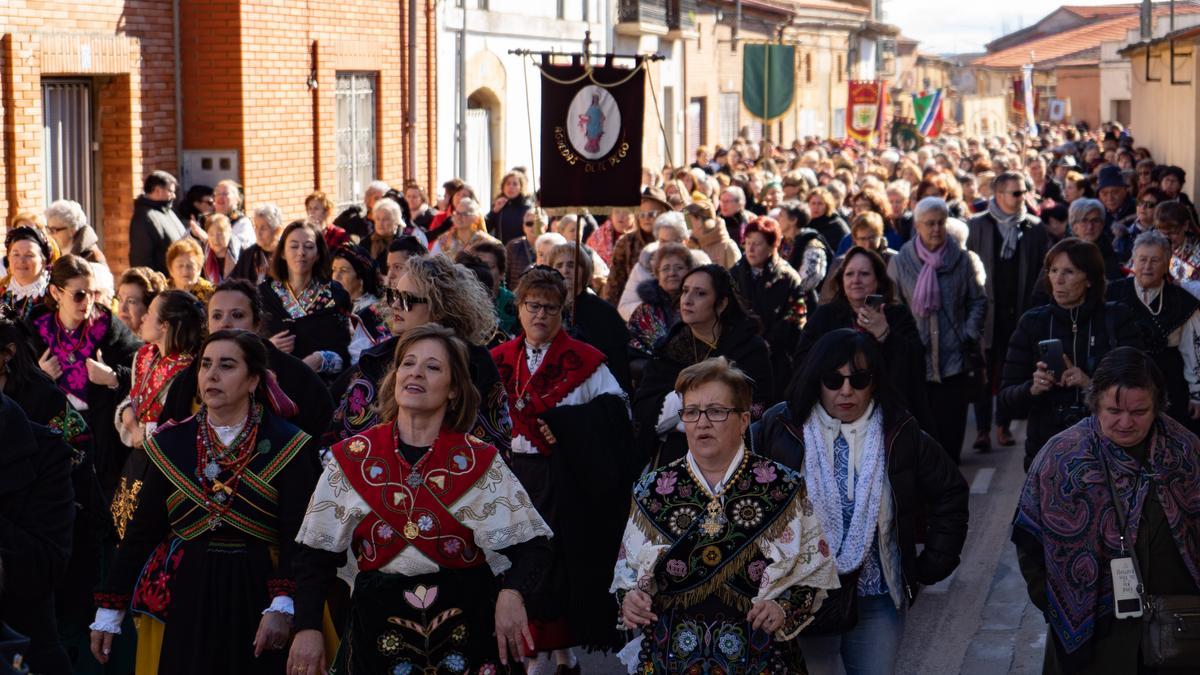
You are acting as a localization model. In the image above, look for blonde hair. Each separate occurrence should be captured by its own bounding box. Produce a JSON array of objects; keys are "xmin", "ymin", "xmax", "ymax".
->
[
  {"xmin": 401, "ymin": 255, "xmax": 497, "ymax": 345},
  {"xmin": 166, "ymin": 237, "xmax": 204, "ymax": 269},
  {"xmin": 375, "ymin": 323, "xmax": 480, "ymax": 432}
]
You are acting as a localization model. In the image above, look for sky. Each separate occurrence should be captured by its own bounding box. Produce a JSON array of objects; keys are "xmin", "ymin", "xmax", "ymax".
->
[{"xmin": 881, "ymin": 0, "xmax": 1129, "ymax": 55}]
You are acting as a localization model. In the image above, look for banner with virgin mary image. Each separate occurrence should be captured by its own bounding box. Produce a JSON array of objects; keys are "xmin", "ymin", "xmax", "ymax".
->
[{"xmin": 539, "ymin": 61, "xmax": 645, "ymax": 214}]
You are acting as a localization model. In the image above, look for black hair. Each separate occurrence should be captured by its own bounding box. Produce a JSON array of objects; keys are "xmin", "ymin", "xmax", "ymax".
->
[
  {"xmin": 786, "ymin": 328, "xmax": 905, "ymax": 429},
  {"xmin": 144, "ymin": 170, "xmax": 177, "ymax": 195},
  {"xmin": 680, "ymin": 264, "xmax": 756, "ymax": 331},
  {"xmin": 154, "ymin": 290, "xmax": 207, "ymax": 356},
  {"xmin": 201, "ymin": 329, "xmax": 269, "ymax": 381},
  {"xmin": 388, "ymin": 235, "xmax": 429, "ymax": 258},
  {"xmin": 1086, "ymin": 346, "xmax": 1168, "ymax": 414},
  {"xmin": 212, "ymin": 278, "xmax": 264, "ymax": 327},
  {"xmin": 779, "ymin": 201, "xmax": 811, "ymax": 230},
  {"xmin": 454, "ymin": 251, "xmax": 495, "ymax": 292}
]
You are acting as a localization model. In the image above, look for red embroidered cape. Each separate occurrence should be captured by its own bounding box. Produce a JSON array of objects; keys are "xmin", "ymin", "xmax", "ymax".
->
[
  {"xmin": 331, "ymin": 423, "xmax": 495, "ymax": 571},
  {"xmin": 129, "ymin": 343, "xmax": 194, "ymax": 423},
  {"xmin": 490, "ymin": 330, "xmax": 606, "ymax": 455}
]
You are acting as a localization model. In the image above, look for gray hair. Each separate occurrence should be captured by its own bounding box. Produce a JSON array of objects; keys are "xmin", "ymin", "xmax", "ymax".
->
[
  {"xmin": 365, "ymin": 180, "xmax": 390, "ymax": 198},
  {"xmin": 252, "ymin": 203, "xmax": 283, "ymax": 231},
  {"xmin": 914, "ymin": 196, "xmax": 950, "ymax": 222},
  {"xmin": 372, "ymin": 198, "xmax": 403, "ymax": 223},
  {"xmin": 721, "ymin": 186, "xmax": 746, "ymax": 206},
  {"xmin": 652, "ymin": 211, "xmax": 688, "ymax": 241},
  {"xmin": 535, "ymin": 232, "xmax": 567, "ymax": 250},
  {"xmin": 1131, "ymin": 229, "xmax": 1173, "ymax": 258},
  {"xmin": 45, "ymin": 200, "xmax": 87, "ymax": 232},
  {"xmin": 945, "ymin": 217, "xmax": 969, "ymax": 249},
  {"xmin": 1068, "ymin": 198, "xmax": 1106, "ymax": 226}
]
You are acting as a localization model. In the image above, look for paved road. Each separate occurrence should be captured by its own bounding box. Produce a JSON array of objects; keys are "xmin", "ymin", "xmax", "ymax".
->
[{"xmin": 577, "ymin": 418, "xmax": 1048, "ymax": 674}]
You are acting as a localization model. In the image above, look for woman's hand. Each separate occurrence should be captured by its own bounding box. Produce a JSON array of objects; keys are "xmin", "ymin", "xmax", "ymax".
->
[
  {"xmin": 285, "ymin": 629, "xmax": 326, "ymax": 675},
  {"xmin": 270, "ymin": 330, "xmax": 296, "ymax": 354},
  {"xmin": 90, "ymin": 630, "xmax": 115, "ymax": 664},
  {"xmin": 492, "ymin": 196, "xmax": 508, "ymax": 214},
  {"xmin": 253, "ymin": 611, "xmax": 292, "ymax": 657},
  {"xmin": 538, "ymin": 419, "xmax": 557, "ymax": 446},
  {"xmin": 39, "ymin": 349, "xmax": 62, "ymax": 380},
  {"xmin": 86, "ymin": 350, "xmax": 118, "ymax": 387},
  {"xmin": 746, "ymin": 599, "xmax": 785, "ymax": 633},
  {"xmin": 189, "ymin": 216, "xmax": 209, "ymax": 243},
  {"xmin": 1030, "ymin": 362, "xmax": 1054, "ymax": 396},
  {"xmin": 494, "ymin": 589, "xmax": 534, "ymax": 666},
  {"xmin": 1060, "ymin": 355, "xmax": 1090, "ymax": 390},
  {"xmin": 856, "ymin": 304, "xmax": 889, "ymax": 340},
  {"xmin": 621, "ymin": 589, "xmax": 657, "ymax": 628}
]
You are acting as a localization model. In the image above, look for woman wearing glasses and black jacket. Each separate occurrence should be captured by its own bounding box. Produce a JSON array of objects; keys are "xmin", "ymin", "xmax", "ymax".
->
[{"xmin": 751, "ymin": 329, "xmax": 968, "ymax": 675}]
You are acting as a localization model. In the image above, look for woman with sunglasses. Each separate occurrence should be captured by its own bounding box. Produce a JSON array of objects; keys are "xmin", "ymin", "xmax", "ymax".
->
[
  {"xmin": 1, "ymin": 226, "xmax": 55, "ymax": 322},
  {"xmin": 491, "ymin": 265, "xmax": 635, "ymax": 673},
  {"xmin": 633, "ymin": 264, "xmax": 772, "ymax": 469},
  {"xmin": 90, "ymin": 330, "xmax": 323, "ymax": 675},
  {"xmin": 615, "ymin": 357, "xmax": 839, "ymax": 673},
  {"xmin": 889, "ymin": 197, "xmax": 988, "ymax": 463},
  {"xmin": 161, "ymin": 278, "xmax": 334, "ymax": 440},
  {"xmin": 27, "ymin": 254, "xmax": 141, "ymax": 496},
  {"xmin": 753, "ymin": 329, "xmax": 968, "ymax": 674},
  {"xmin": 328, "ymin": 255, "xmax": 510, "ymax": 458},
  {"xmin": 1113, "ymin": 186, "xmax": 1165, "ymax": 262},
  {"xmin": 259, "ymin": 220, "xmax": 352, "ymax": 380}
]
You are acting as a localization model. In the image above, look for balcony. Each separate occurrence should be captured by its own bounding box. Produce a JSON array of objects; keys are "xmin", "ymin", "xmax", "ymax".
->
[
  {"xmin": 617, "ymin": 0, "xmax": 669, "ymax": 37},
  {"xmin": 666, "ymin": 0, "xmax": 698, "ymax": 39}
]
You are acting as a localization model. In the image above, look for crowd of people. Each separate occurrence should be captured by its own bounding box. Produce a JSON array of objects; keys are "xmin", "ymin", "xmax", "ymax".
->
[{"xmin": 0, "ymin": 118, "xmax": 1197, "ymax": 675}]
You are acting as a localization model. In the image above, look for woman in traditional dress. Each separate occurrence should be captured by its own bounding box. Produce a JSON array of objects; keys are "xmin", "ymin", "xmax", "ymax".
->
[
  {"xmin": 614, "ymin": 357, "xmax": 838, "ymax": 673},
  {"xmin": 89, "ymin": 330, "xmax": 323, "ymax": 675},
  {"xmin": 328, "ymin": 254, "xmax": 510, "ymax": 457},
  {"xmin": 0, "ymin": 226, "xmax": 54, "ymax": 322},
  {"xmin": 259, "ymin": 220, "xmax": 352, "ymax": 380},
  {"xmin": 115, "ymin": 267, "xmax": 169, "ymax": 336},
  {"xmin": 491, "ymin": 265, "xmax": 636, "ymax": 672},
  {"xmin": 27, "ymin": 254, "xmax": 141, "ymax": 496},
  {"xmin": 1013, "ymin": 347, "xmax": 1200, "ymax": 673},
  {"xmin": 330, "ymin": 243, "xmax": 390, "ymax": 366},
  {"xmin": 287, "ymin": 324, "xmax": 553, "ymax": 674},
  {"xmin": 633, "ymin": 264, "xmax": 772, "ymax": 469},
  {"xmin": 756, "ymin": 329, "xmax": 968, "ymax": 674},
  {"xmin": 161, "ymin": 278, "xmax": 333, "ymax": 440}
]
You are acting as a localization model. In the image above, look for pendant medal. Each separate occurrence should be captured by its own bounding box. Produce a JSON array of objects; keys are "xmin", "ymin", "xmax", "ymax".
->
[
  {"xmin": 405, "ymin": 472, "xmax": 423, "ymax": 488},
  {"xmin": 66, "ymin": 353, "xmax": 75, "ymax": 364},
  {"xmin": 203, "ymin": 461, "xmax": 220, "ymax": 480},
  {"xmin": 213, "ymin": 491, "xmax": 227, "ymax": 504},
  {"xmin": 403, "ymin": 520, "xmax": 420, "ymax": 539},
  {"xmin": 514, "ymin": 397, "xmax": 526, "ymax": 411},
  {"xmin": 700, "ymin": 499, "xmax": 725, "ymax": 536}
]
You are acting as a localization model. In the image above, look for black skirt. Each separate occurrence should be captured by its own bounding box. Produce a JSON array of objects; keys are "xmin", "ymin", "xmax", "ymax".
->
[
  {"xmin": 333, "ymin": 567, "xmax": 515, "ymax": 675},
  {"xmin": 155, "ymin": 535, "xmax": 285, "ymax": 675}
]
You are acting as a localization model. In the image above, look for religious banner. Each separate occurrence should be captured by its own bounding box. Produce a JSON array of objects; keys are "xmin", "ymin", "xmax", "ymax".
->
[
  {"xmin": 845, "ymin": 80, "xmax": 883, "ymax": 142},
  {"xmin": 1021, "ymin": 64, "xmax": 1038, "ymax": 136},
  {"xmin": 742, "ymin": 44, "xmax": 796, "ymax": 123},
  {"xmin": 912, "ymin": 89, "xmax": 944, "ymax": 138},
  {"xmin": 538, "ymin": 61, "xmax": 645, "ymax": 214}
]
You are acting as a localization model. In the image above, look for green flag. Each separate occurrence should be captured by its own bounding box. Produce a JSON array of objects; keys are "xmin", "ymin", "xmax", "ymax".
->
[{"xmin": 742, "ymin": 44, "xmax": 795, "ymax": 122}]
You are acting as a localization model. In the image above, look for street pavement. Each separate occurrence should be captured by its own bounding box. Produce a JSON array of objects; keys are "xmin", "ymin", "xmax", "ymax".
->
[{"xmin": 578, "ymin": 417, "xmax": 1048, "ymax": 674}]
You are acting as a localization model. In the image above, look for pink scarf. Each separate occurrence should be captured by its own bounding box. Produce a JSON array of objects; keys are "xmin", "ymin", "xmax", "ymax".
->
[{"xmin": 911, "ymin": 236, "xmax": 946, "ymax": 317}]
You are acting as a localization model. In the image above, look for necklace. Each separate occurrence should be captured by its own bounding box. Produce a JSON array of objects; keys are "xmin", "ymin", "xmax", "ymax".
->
[
  {"xmin": 1143, "ymin": 287, "xmax": 1165, "ymax": 317},
  {"xmin": 691, "ymin": 326, "xmax": 719, "ymax": 364},
  {"xmin": 683, "ymin": 451, "xmax": 748, "ymax": 537},
  {"xmin": 194, "ymin": 404, "xmax": 263, "ymax": 528},
  {"xmin": 54, "ymin": 316, "xmax": 89, "ymax": 364},
  {"xmin": 1069, "ymin": 306, "xmax": 1081, "ymax": 336},
  {"xmin": 512, "ymin": 342, "xmax": 546, "ymax": 411},
  {"xmin": 391, "ymin": 423, "xmax": 435, "ymax": 540}
]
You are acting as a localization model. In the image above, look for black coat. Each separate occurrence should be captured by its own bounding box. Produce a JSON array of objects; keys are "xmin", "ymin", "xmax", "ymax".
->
[
  {"xmin": 258, "ymin": 279, "xmax": 352, "ymax": 380},
  {"xmin": 751, "ymin": 404, "xmax": 969, "ymax": 604},
  {"xmin": 633, "ymin": 319, "xmax": 772, "ymax": 468},
  {"xmin": 999, "ymin": 299, "xmax": 1144, "ymax": 468},
  {"xmin": 810, "ymin": 214, "xmax": 850, "ymax": 254},
  {"xmin": 26, "ymin": 306, "xmax": 141, "ymax": 497},
  {"xmin": 730, "ymin": 256, "xmax": 806, "ymax": 399},
  {"xmin": 792, "ymin": 300, "xmax": 934, "ymax": 432},
  {"xmin": 0, "ymin": 396, "xmax": 75, "ymax": 675},
  {"xmin": 570, "ymin": 291, "xmax": 632, "ymax": 392},
  {"xmin": 128, "ymin": 195, "xmax": 187, "ymax": 274},
  {"xmin": 162, "ymin": 338, "xmax": 334, "ymax": 439},
  {"xmin": 485, "ymin": 195, "xmax": 532, "ymax": 245}
]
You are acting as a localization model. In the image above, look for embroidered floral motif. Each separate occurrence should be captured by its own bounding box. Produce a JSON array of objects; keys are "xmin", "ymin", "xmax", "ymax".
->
[
  {"xmin": 450, "ymin": 625, "xmax": 468, "ymax": 644},
  {"xmin": 701, "ymin": 546, "xmax": 722, "ymax": 567},
  {"xmin": 731, "ymin": 498, "xmax": 765, "ymax": 528},
  {"xmin": 390, "ymin": 663, "xmax": 413, "ymax": 675},
  {"xmin": 717, "ymin": 631, "xmax": 743, "ymax": 658},
  {"xmin": 416, "ymin": 514, "xmax": 435, "ymax": 532},
  {"xmin": 655, "ymin": 470, "xmax": 678, "ymax": 495},
  {"xmin": 270, "ymin": 279, "xmax": 336, "ymax": 318},
  {"xmin": 439, "ymin": 652, "xmax": 467, "ymax": 673},
  {"xmin": 110, "ymin": 477, "xmax": 143, "ymax": 540},
  {"xmin": 667, "ymin": 507, "xmax": 699, "ymax": 536},
  {"xmin": 403, "ymin": 585, "xmax": 438, "ymax": 610},
  {"xmin": 673, "ymin": 628, "xmax": 699, "ymax": 656},
  {"xmin": 377, "ymin": 631, "xmax": 401, "ymax": 656},
  {"xmin": 665, "ymin": 559, "xmax": 688, "ymax": 578},
  {"xmin": 751, "ymin": 461, "xmax": 777, "ymax": 484},
  {"xmin": 747, "ymin": 560, "xmax": 767, "ymax": 583}
]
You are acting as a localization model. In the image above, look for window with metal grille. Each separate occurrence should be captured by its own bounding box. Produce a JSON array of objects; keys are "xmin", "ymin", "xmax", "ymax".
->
[
  {"xmin": 719, "ymin": 93, "xmax": 739, "ymax": 145},
  {"xmin": 335, "ymin": 72, "xmax": 377, "ymax": 209},
  {"xmin": 42, "ymin": 79, "xmax": 96, "ymax": 229},
  {"xmin": 686, "ymin": 97, "xmax": 705, "ymax": 160}
]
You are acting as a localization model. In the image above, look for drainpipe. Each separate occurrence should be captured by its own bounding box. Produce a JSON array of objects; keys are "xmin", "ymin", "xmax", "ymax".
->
[
  {"xmin": 457, "ymin": 9, "xmax": 467, "ymax": 181},
  {"xmin": 173, "ymin": 0, "xmax": 183, "ymax": 180},
  {"xmin": 408, "ymin": 0, "xmax": 418, "ymax": 180}
]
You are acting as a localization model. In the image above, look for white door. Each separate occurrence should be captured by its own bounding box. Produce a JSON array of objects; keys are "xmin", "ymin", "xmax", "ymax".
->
[{"xmin": 465, "ymin": 108, "xmax": 492, "ymax": 202}]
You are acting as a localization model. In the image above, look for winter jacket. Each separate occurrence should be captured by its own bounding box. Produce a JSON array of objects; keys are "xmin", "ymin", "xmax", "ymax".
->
[
  {"xmin": 730, "ymin": 255, "xmax": 806, "ymax": 399},
  {"xmin": 68, "ymin": 224, "xmax": 106, "ymax": 265},
  {"xmin": 627, "ymin": 279, "xmax": 678, "ymax": 358},
  {"xmin": 485, "ymin": 195, "xmax": 532, "ymax": 244},
  {"xmin": 617, "ymin": 243, "xmax": 710, "ymax": 321},
  {"xmin": 809, "ymin": 213, "xmax": 850, "ymax": 254},
  {"xmin": 965, "ymin": 211, "xmax": 1049, "ymax": 349},
  {"xmin": 128, "ymin": 194, "xmax": 186, "ymax": 273},
  {"xmin": 691, "ymin": 219, "xmax": 742, "ymax": 269},
  {"xmin": 751, "ymin": 404, "xmax": 969, "ymax": 606},
  {"xmin": 888, "ymin": 240, "xmax": 988, "ymax": 382},
  {"xmin": 998, "ymin": 298, "xmax": 1144, "ymax": 468}
]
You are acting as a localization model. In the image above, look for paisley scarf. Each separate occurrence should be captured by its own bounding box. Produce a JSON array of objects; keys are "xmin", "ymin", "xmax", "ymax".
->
[{"xmin": 1014, "ymin": 415, "xmax": 1200, "ymax": 656}]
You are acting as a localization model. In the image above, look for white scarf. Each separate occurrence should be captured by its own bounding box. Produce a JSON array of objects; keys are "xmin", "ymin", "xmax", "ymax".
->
[
  {"xmin": 802, "ymin": 402, "xmax": 886, "ymax": 574},
  {"xmin": 5, "ymin": 273, "xmax": 48, "ymax": 300}
]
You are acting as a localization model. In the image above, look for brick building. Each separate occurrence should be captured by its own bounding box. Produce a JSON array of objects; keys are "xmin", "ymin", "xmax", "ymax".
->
[{"xmin": 1, "ymin": 0, "xmax": 437, "ymax": 269}]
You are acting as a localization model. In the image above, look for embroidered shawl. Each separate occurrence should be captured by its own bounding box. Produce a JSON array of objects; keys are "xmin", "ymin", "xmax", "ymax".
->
[
  {"xmin": 129, "ymin": 343, "xmax": 194, "ymax": 423},
  {"xmin": 1013, "ymin": 415, "xmax": 1200, "ymax": 656},
  {"xmin": 33, "ymin": 310, "xmax": 111, "ymax": 401}
]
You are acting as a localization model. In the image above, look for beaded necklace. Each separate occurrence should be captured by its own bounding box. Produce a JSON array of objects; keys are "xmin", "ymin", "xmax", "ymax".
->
[{"xmin": 194, "ymin": 403, "xmax": 263, "ymax": 526}]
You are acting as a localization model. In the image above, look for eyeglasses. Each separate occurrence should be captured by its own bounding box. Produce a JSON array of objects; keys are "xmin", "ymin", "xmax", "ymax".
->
[
  {"xmin": 680, "ymin": 406, "xmax": 745, "ymax": 423},
  {"xmin": 47, "ymin": 225, "xmax": 71, "ymax": 235},
  {"xmin": 1139, "ymin": 201, "xmax": 1159, "ymax": 209},
  {"xmin": 386, "ymin": 289, "xmax": 429, "ymax": 312},
  {"xmin": 639, "ymin": 210, "xmax": 661, "ymax": 219},
  {"xmin": 820, "ymin": 370, "xmax": 873, "ymax": 391},
  {"xmin": 521, "ymin": 301, "xmax": 561, "ymax": 316}
]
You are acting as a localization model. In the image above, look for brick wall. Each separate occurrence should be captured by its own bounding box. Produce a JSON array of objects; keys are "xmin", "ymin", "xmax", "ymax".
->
[{"xmin": 0, "ymin": 0, "xmax": 178, "ymax": 268}]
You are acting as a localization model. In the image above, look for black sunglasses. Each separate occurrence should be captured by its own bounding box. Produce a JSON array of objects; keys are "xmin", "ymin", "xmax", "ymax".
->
[
  {"xmin": 58, "ymin": 288, "xmax": 91, "ymax": 304},
  {"xmin": 385, "ymin": 289, "xmax": 429, "ymax": 312},
  {"xmin": 1009, "ymin": 190, "xmax": 1028, "ymax": 198},
  {"xmin": 821, "ymin": 370, "xmax": 873, "ymax": 391}
]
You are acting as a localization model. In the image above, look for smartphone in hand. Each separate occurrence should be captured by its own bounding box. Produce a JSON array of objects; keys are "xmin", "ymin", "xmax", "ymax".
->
[{"xmin": 1038, "ymin": 339, "xmax": 1066, "ymax": 378}]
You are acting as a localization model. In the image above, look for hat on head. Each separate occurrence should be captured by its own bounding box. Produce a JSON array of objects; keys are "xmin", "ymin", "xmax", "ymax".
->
[
  {"xmin": 1097, "ymin": 165, "xmax": 1126, "ymax": 191},
  {"xmin": 4, "ymin": 226, "xmax": 53, "ymax": 265},
  {"xmin": 640, "ymin": 186, "xmax": 672, "ymax": 213}
]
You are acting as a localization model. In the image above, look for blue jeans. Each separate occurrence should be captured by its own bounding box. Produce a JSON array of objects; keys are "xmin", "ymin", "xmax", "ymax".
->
[{"xmin": 793, "ymin": 594, "xmax": 905, "ymax": 675}]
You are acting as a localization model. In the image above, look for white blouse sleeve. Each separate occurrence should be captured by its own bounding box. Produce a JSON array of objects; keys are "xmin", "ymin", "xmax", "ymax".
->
[
  {"xmin": 754, "ymin": 489, "xmax": 839, "ymax": 640},
  {"xmin": 454, "ymin": 454, "xmax": 554, "ymax": 575},
  {"xmin": 294, "ymin": 460, "xmax": 369, "ymax": 553}
]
